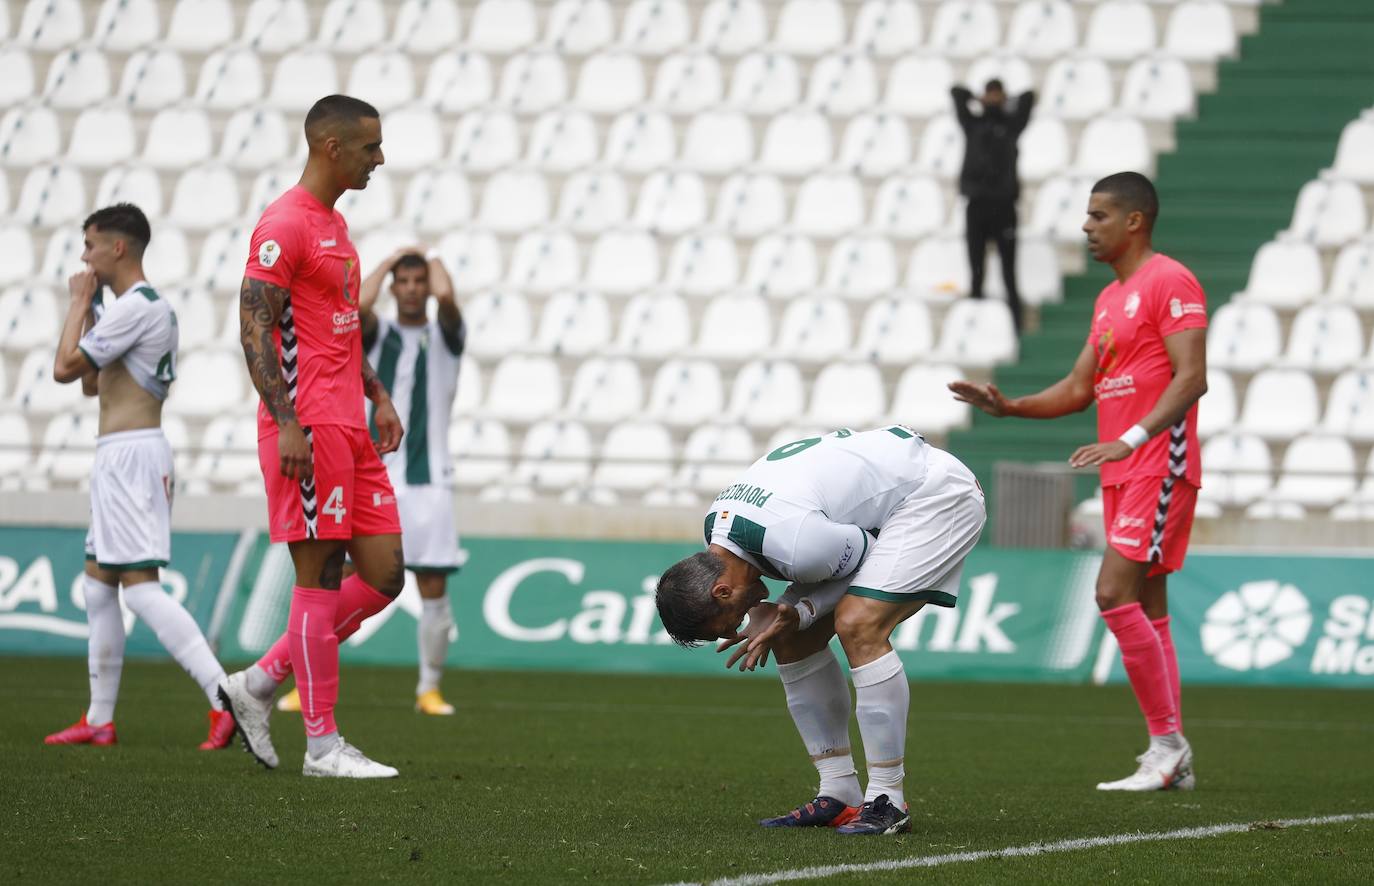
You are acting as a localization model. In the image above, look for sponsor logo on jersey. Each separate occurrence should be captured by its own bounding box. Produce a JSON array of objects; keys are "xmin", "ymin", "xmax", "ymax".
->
[
  {"xmin": 1115, "ymin": 515, "xmax": 1147, "ymax": 530},
  {"xmin": 1109, "ymin": 534, "xmax": 1141, "ymax": 547},
  {"xmin": 1123, "ymin": 291, "xmax": 1140, "ymax": 318},
  {"xmin": 332, "ymin": 309, "xmax": 360, "ymax": 335},
  {"xmin": 259, "ymin": 240, "xmax": 281, "ymax": 268},
  {"xmin": 319, "ymin": 239, "xmax": 337, "ymax": 248},
  {"xmin": 1169, "ymin": 298, "xmax": 1205, "ymax": 318},
  {"xmin": 1093, "ymin": 373, "xmax": 1136, "ymax": 400}
]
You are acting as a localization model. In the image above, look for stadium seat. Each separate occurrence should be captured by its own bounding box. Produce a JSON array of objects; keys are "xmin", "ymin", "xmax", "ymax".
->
[
  {"xmin": 1084, "ymin": 1, "xmax": 1156, "ymax": 61},
  {"xmin": 435, "ymin": 231, "xmax": 503, "ymax": 293},
  {"xmin": 506, "ymin": 231, "xmax": 582, "ymax": 294},
  {"xmin": 714, "ymin": 173, "xmax": 786, "ymax": 236},
  {"xmin": 1120, "ymin": 56, "xmax": 1196, "ymax": 121},
  {"xmin": 453, "ymin": 355, "xmax": 482, "ymax": 417},
  {"xmin": 576, "ymin": 53, "xmax": 644, "ymax": 113},
  {"xmin": 467, "ymin": 0, "xmax": 536, "ymax": 52},
  {"xmin": 745, "ymin": 234, "xmax": 819, "ymax": 299},
  {"xmin": 982, "ymin": 235, "xmax": 1063, "ymax": 306},
  {"xmin": 586, "ymin": 231, "xmax": 660, "ymax": 295},
  {"xmin": 526, "ymin": 110, "xmax": 599, "ymax": 172},
  {"xmin": 37, "ymin": 413, "xmax": 100, "ymax": 486},
  {"xmin": 1197, "ymin": 368, "xmax": 1237, "ymax": 439},
  {"xmin": 695, "ymin": 293, "xmax": 772, "ymax": 358},
  {"xmin": 514, "ymin": 420, "xmax": 592, "ymax": 489},
  {"xmin": 117, "ymin": 49, "xmax": 186, "ymax": 110},
  {"xmin": 317, "ymin": 0, "xmax": 386, "ymax": 51},
  {"xmin": 1207, "ymin": 302, "xmax": 1281, "ymax": 371},
  {"xmin": 837, "ymin": 112, "xmax": 911, "ymax": 178},
  {"xmin": 401, "ymin": 170, "xmax": 472, "ymax": 234},
  {"xmin": 884, "ymin": 55, "xmax": 954, "ymax": 118},
  {"xmin": 463, "ymin": 291, "xmax": 533, "ymax": 360},
  {"xmin": 166, "ymin": 0, "xmax": 233, "ymax": 51},
  {"xmin": 621, "ymin": 0, "xmax": 691, "ymax": 55},
  {"xmin": 890, "ymin": 364, "xmax": 969, "ymax": 434},
  {"xmin": 449, "ymin": 418, "xmax": 511, "ymax": 489},
  {"xmin": 634, "ymin": 171, "xmax": 707, "ymax": 235},
  {"xmin": 162, "ymin": 287, "xmax": 216, "ymax": 351},
  {"xmin": 143, "ymin": 226, "xmax": 190, "ymax": 282},
  {"xmin": 0, "ymin": 285, "xmax": 57, "ymax": 352},
  {"xmin": 450, "ymin": 109, "xmax": 521, "ymax": 172},
  {"xmin": 16, "ymin": 0, "xmax": 83, "ymax": 49},
  {"xmin": 1331, "ymin": 115, "xmax": 1374, "ymax": 183},
  {"xmin": 663, "ymin": 231, "xmax": 739, "ymax": 297},
  {"xmin": 809, "ymin": 53, "xmax": 879, "ymax": 117},
  {"xmin": 41, "ymin": 47, "xmax": 109, "ymax": 109},
  {"xmin": 806, "ymin": 363, "xmax": 886, "ymax": 428},
  {"xmin": 38, "ymin": 227, "xmax": 82, "ymax": 285},
  {"xmin": 67, "ymin": 108, "xmax": 135, "ymax": 168},
  {"xmin": 929, "ymin": 1, "xmax": 999, "ymax": 58},
  {"xmin": 1199, "ymin": 433, "xmax": 1271, "ymax": 507},
  {"xmin": 565, "ymin": 358, "xmax": 644, "ymax": 424},
  {"xmin": 1238, "ymin": 239, "xmax": 1323, "ymax": 307},
  {"xmin": 193, "ymin": 416, "xmax": 260, "ymax": 490},
  {"xmin": 219, "ymin": 109, "xmax": 290, "ymax": 171},
  {"xmin": 775, "ymin": 297, "xmax": 853, "ymax": 362},
  {"xmin": 347, "ymin": 52, "xmax": 417, "ymax": 111},
  {"xmin": 356, "ymin": 229, "xmax": 421, "ymax": 279},
  {"xmin": 680, "ymin": 111, "xmax": 754, "ymax": 173},
  {"xmin": 534, "ymin": 290, "xmax": 612, "ymax": 357},
  {"xmin": 871, "ymin": 175, "xmax": 944, "ymax": 239},
  {"xmin": 1323, "ymin": 370, "xmax": 1374, "ymax": 442},
  {"xmin": 499, "ymin": 52, "xmax": 568, "ymax": 114},
  {"xmin": 603, "ymin": 110, "xmax": 676, "ymax": 173},
  {"xmin": 1326, "ymin": 239, "xmax": 1374, "ymax": 306},
  {"xmin": 390, "ymin": 0, "xmax": 461, "ymax": 52},
  {"xmin": 906, "ymin": 236, "xmax": 969, "ymax": 298},
  {"xmin": 936, "ymin": 299, "xmax": 1019, "ymax": 367},
  {"xmin": 486, "ymin": 355, "xmax": 562, "ymax": 424},
  {"xmin": 1238, "ymin": 369, "xmax": 1319, "ymax": 440},
  {"xmin": 424, "ymin": 51, "xmax": 493, "ymax": 113},
  {"xmin": 697, "ymin": 0, "xmax": 767, "ymax": 55},
  {"xmin": 0, "ymin": 106, "xmax": 59, "ymax": 169},
  {"xmin": 1018, "ymin": 116, "xmax": 1073, "ymax": 182},
  {"xmin": 775, "ymin": 0, "xmax": 844, "ymax": 56},
  {"xmin": 615, "ymin": 292, "xmax": 691, "ymax": 357},
  {"xmin": 726, "ymin": 360, "xmax": 806, "ymax": 429},
  {"xmin": 729, "ymin": 51, "xmax": 801, "ymax": 115},
  {"xmin": 824, "ymin": 235, "xmax": 899, "ymax": 301},
  {"xmin": 915, "ymin": 114, "xmax": 965, "ymax": 179},
  {"xmin": 0, "ymin": 227, "xmax": 35, "ymax": 288},
  {"xmin": 94, "ymin": 166, "xmax": 163, "ymax": 219},
  {"xmin": 165, "ymin": 350, "xmax": 243, "ymax": 417},
  {"xmin": 652, "ymin": 52, "xmax": 724, "ymax": 114},
  {"xmin": 852, "ymin": 296, "xmax": 935, "ymax": 364},
  {"xmin": 677, "ymin": 425, "xmax": 755, "ymax": 495},
  {"xmin": 1042, "ymin": 57, "xmax": 1113, "ymax": 121},
  {"xmin": 850, "ymin": 0, "xmax": 922, "ymax": 56},
  {"xmin": 593, "ymin": 422, "xmax": 675, "ymax": 492},
  {"xmin": 1287, "ymin": 177, "xmax": 1368, "ymax": 248},
  {"xmin": 11, "ymin": 348, "xmax": 81, "ymax": 414},
  {"xmin": 792, "ymin": 174, "xmax": 864, "ymax": 237},
  {"xmin": 1006, "ymin": 0, "xmax": 1077, "ymax": 60},
  {"xmin": 195, "ymin": 226, "xmax": 253, "ymax": 294},
  {"xmin": 270, "ymin": 51, "xmax": 339, "ymax": 113},
  {"xmin": 241, "ymin": 0, "xmax": 310, "ymax": 52},
  {"xmin": 0, "ymin": 48, "xmax": 34, "ymax": 108},
  {"xmin": 143, "ymin": 108, "xmax": 212, "ymax": 170},
  {"xmin": 1076, "ymin": 116, "xmax": 1151, "ymax": 178},
  {"xmin": 1283, "ymin": 304, "xmax": 1363, "ymax": 372},
  {"xmin": 0, "ymin": 411, "xmax": 31, "ymax": 491},
  {"xmin": 1271, "ymin": 435, "xmax": 1357, "ymax": 508},
  {"xmin": 1029, "ymin": 174, "xmax": 1093, "ymax": 242},
  {"xmin": 759, "ymin": 112, "xmax": 833, "ymax": 176},
  {"xmin": 169, "ymin": 166, "xmax": 238, "ymax": 231},
  {"xmin": 195, "ymin": 49, "xmax": 264, "ymax": 110},
  {"xmin": 1164, "ymin": 1, "xmax": 1237, "ymax": 61},
  {"xmin": 16, "ymin": 165, "xmax": 86, "ymax": 228},
  {"xmin": 479, "ymin": 171, "xmax": 549, "ymax": 232},
  {"xmin": 559, "ymin": 170, "xmax": 630, "ymax": 233},
  {"xmin": 965, "ymin": 56, "xmax": 1035, "ymax": 99},
  {"xmin": 646, "ymin": 362, "xmax": 724, "ymax": 427}
]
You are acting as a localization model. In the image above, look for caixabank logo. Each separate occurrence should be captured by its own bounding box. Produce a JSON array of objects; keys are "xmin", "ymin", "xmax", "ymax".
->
[{"xmin": 1202, "ymin": 579, "xmax": 1374, "ymax": 677}]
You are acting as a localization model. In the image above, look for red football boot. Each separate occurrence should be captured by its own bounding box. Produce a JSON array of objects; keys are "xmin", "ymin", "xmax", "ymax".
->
[
  {"xmin": 45, "ymin": 714, "xmax": 117, "ymax": 746},
  {"xmin": 198, "ymin": 708, "xmax": 237, "ymax": 750}
]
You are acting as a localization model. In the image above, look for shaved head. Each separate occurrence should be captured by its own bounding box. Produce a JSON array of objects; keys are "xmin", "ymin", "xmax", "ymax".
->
[
  {"xmin": 304, "ymin": 94, "xmax": 380, "ymax": 148},
  {"xmin": 1091, "ymin": 172, "xmax": 1159, "ymax": 232}
]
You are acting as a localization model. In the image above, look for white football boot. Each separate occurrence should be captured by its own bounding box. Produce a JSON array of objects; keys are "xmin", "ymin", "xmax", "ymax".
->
[
  {"xmin": 218, "ymin": 670, "xmax": 279, "ymax": 769},
  {"xmin": 1096, "ymin": 736, "xmax": 1193, "ymax": 791},
  {"xmin": 302, "ymin": 737, "xmax": 399, "ymax": 779}
]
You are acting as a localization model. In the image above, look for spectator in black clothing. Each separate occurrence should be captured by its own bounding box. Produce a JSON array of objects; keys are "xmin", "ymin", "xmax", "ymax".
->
[{"xmin": 951, "ymin": 79, "xmax": 1036, "ymax": 334}]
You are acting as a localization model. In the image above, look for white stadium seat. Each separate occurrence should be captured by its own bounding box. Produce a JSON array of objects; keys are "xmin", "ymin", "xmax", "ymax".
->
[
  {"xmin": 193, "ymin": 416, "xmax": 260, "ymax": 490},
  {"xmin": 194, "ymin": 226, "xmax": 251, "ymax": 294},
  {"xmin": 220, "ymin": 109, "xmax": 290, "ymax": 171},
  {"xmin": 1207, "ymin": 302, "xmax": 1281, "ymax": 371},
  {"xmin": 486, "ymin": 356, "xmax": 562, "ymax": 424},
  {"xmin": 621, "ymin": 0, "xmax": 691, "ymax": 56},
  {"xmin": 915, "ymin": 114, "xmax": 965, "ymax": 179},
  {"xmin": 0, "ymin": 106, "xmax": 59, "ymax": 169},
  {"xmin": 1121, "ymin": 56, "xmax": 1196, "ymax": 121},
  {"xmin": 167, "ymin": 0, "xmax": 234, "ymax": 51},
  {"xmin": 0, "ymin": 48, "xmax": 35, "ymax": 107},
  {"xmin": 635, "ymin": 172, "xmax": 707, "ymax": 235},
  {"xmin": 0, "ymin": 411, "xmax": 32, "ymax": 490},
  {"xmin": 838, "ymin": 112, "xmax": 911, "ymax": 177},
  {"xmin": 1283, "ymin": 304, "xmax": 1363, "ymax": 372},
  {"xmin": 928, "ymin": 1, "xmax": 1000, "ymax": 59},
  {"xmin": 726, "ymin": 361, "xmax": 806, "ymax": 429},
  {"xmin": 714, "ymin": 173, "xmax": 786, "ymax": 237},
  {"xmin": 12, "ymin": 349, "xmax": 82, "ymax": 414},
  {"xmin": 565, "ymin": 358, "xmax": 643, "ymax": 424},
  {"xmin": 1042, "ymin": 57, "xmax": 1114, "ymax": 121},
  {"xmin": 1327, "ymin": 240, "xmax": 1374, "ymax": 306},
  {"xmin": 678, "ymin": 425, "xmax": 755, "ymax": 495},
  {"xmin": 593, "ymin": 422, "xmax": 675, "ymax": 492},
  {"xmin": 559, "ymin": 171, "xmax": 630, "ymax": 233},
  {"xmin": 468, "ymin": 0, "xmax": 537, "ymax": 52},
  {"xmin": 270, "ymin": 51, "xmax": 339, "ymax": 113},
  {"xmin": 507, "ymin": 231, "xmax": 581, "ymax": 294},
  {"xmin": 356, "ymin": 229, "xmax": 420, "ymax": 278},
  {"xmin": 241, "ymin": 0, "xmax": 310, "ymax": 52},
  {"xmin": 16, "ymin": 165, "xmax": 86, "ymax": 228},
  {"xmin": 576, "ymin": 53, "xmax": 645, "ymax": 113},
  {"xmin": 450, "ymin": 109, "xmax": 521, "ymax": 172},
  {"xmin": 436, "ymin": 231, "xmax": 503, "ymax": 294},
  {"xmin": 499, "ymin": 52, "xmax": 568, "ymax": 114},
  {"xmin": 68, "ymin": 108, "xmax": 135, "ymax": 168},
  {"xmin": 37, "ymin": 413, "xmax": 100, "ymax": 486},
  {"xmin": 95, "ymin": 167, "xmax": 163, "ymax": 219},
  {"xmin": 695, "ymin": 293, "xmax": 772, "ymax": 358},
  {"xmin": 450, "ymin": 356, "xmax": 481, "ymax": 420},
  {"xmin": 1272, "ymin": 436, "xmax": 1357, "ymax": 508},
  {"xmin": 745, "ymin": 234, "xmax": 819, "ymax": 299},
  {"xmin": 871, "ymin": 175, "xmax": 944, "ymax": 239},
  {"xmin": 247, "ymin": 167, "xmax": 299, "ymax": 220},
  {"xmin": 1239, "ymin": 239, "xmax": 1323, "ymax": 307},
  {"xmin": 163, "ymin": 287, "xmax": 216, "ymax": 351},
  {"xmin": 0, "ymin": 285, "xmax": 58, "ymax": 352},
  {"xmin": 0, "ymin": 227, "xmax": 35, "ymax": 287},
  {"xmin": 983, "ymin": 236, "xmax": 1063, "ymax": 306},
  {"xmin": 852, "ymin": 297, "xmax": 934, "ymax": 365},
  {"xmin": 663, "ymin": 231, "xmax": 739, "ymax": 297},
  {"xmin": 759, "ymin": 112, "xmax": 833, "ymax": 176},
  {"xmin": 463, "ymin": 292, "xmax": 532, "ymax": 360},
  {"xmin": 906, "ymin": 237, "xmax": 969, "ymax": 297},
  {"xmin": 936, "ymin": 299, "xmax": 1019, "ymax": 367},
  {"xmin": 393, "ymin": 0, "xmax": 462, "ymax": 53},
  {"xmin": 1322, "ymin": 370, "xmax": 1374, "ymax": 442},
  {"xmin": 1332, "ymin": 115, "xmax": 1374, "ymax": 183},
  {"xmin": 515, "ymin": 420, "xmax": 591, "ymax": 489},
  {"xmin": 536, "ymin": 290, "xmax": 612, "ymax": 357},
  {"xmin": 450, "ymin": 418, "xmax": 510, "ymax": 489},
  {"xmin": 1288, "ymin": 178, "xmax": 1368, "ymax": 248},
  {"xmin": 1029, "ymin": 175, "xmax": 1093, "ymax": 242},
  {"xmin": 891, "ymin": 364, "xmax": 969, "ymax": 434},
  {"xmin": 1238, "ymin": 369, "xmax": 1319, "ymax": 440},
  {"xmin": 1199, "ymin": 433, "xmax": 1271, "ymax": 506},
  {"xmin": 1006, "ymin": 0, "xmax": 1077, "ymax": 60},
  {"xmin": 169, "ymin": 166, "xmax": 238, "ymax": 230},
  {"xmin": 603, "ymin": 110, "xmax": 676, "ymax": 173},
  {"xmin": 424, "ymin": 52, "xmax": 493, "ymax": 113},
  {"xmin": 646, "ymin": 362, "xmax": 724, "ymax": 427},
  {"xmin": 824, "ymin": 235, "xmax": 899, "ymax": 301},
  {"xmin": 1197, "ymin": 369, "xmax": 1237, "ymax": 439},
  {"xmin": 117, "ymin": 49, "xmax": 187, "ymax": 110},
  {"xmin": 347, "ymin": 52, "xmax": 417, "ymax": 111},
  {"xmin": 1164, "ymin": 1, "xmax": 1237, "ymax": 61},
  {"xmin": 402, "ymin": 170, "xmax": 472, "ymax": 234},
  {"xmin": 680, "ymin": 111, "xmax": 754, "ymax": 174},
  {"xmin": 42, "ymin": 47, "xmax": 110, "ymax": 109},
  {"xmin": 479, "ymin": 171, "xmax": 549, "ymax": 233},
  {"xmin": 587, "ymin": 231, "xmax": 660, "ymax": 295},
  {"xmin": 792, "ymin": 174, "xmax": 864, "ymax": 237},
  {"xmin": 809, "ymin": 53, "xmax": 879, "ymax": 117},
  {"xmin": 729, "ymin": 52, "xmax": 801, "ymax": 115},
  {"xmin": 775, "ymin": 0, "xmax": 845, "ymax": 56},
  {"xmin": 143, "ymin": 108, "xmax": 212, "ymax": 170},
  {"xmin": 317, "ymin": 0, "xmax": 386, "ymax": 52},
  {"xmin": 884, "ymin": 55, "xmax": 953, "ymax": 118},
  {"xmin": 1076, "ymin": 116, "xmax": 1151, "ymax": 178},
  {"xmin": 166, "ymin": 350, "xmax": 244, "ymax": 417},
  {"xmin": 143, "ymin": 227, "xmax": 190, "ymax": 282},
  {"xmin": 526, "ymin": 110, "xmax": 598, "ymax": 172},
  {"xmin": 806, "ymin": 363, "xmax": 886, "ymax": 428},
  {"xmin": 775, "ymin": 297, "xmax": 853, "ymax": 363},
  {"xmin": 851, "ymin": 0, "xmax": 922, "ymax": 56},
  {"xmin": 1084, "ymin": 1, "xmax": 1156, "ymax": 61},
  {"xmin": 616, "ymin": 293, "xmax": 691, "ymax": 357},
  {"xmin": 652, "ymin": 52, "xmax": 724, "ymax": 114},
  {"xmin": 697, "ymin": 0, "xmax": 767, "ymax": 55},
  {"xmin": 38, "ymin": 228, "xmax": 83, "ymax": 285},
  {"xmin": 1019, "ymin": 117, "xmax": 1072, "ymax": 182},
  {"xmin": 17, "ymin": 0, "xmax": 83, "ymax": 49},
  {"xmin": 195, "ymin": 49, "xmax": 264, "ymax": 110}
]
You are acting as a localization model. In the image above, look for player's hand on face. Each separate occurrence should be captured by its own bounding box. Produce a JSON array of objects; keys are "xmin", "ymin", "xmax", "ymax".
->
[
  {"xmin": 719, "ymin": 602, "xmax": 778, "ymax": 670},
  {"xmin": 948, "ymin": 380, "xmax": 1009, "ymax": 417},
  {"xmin": 68, "ymin": 269, "xmax": 98, "ymax": 303},
  {"xmin": 277, "ymin": 421, "xmax": 313, "ymax": 482},
  {"xmin": 1069, "ymin": 440, "xmax": 1134, "ymax": 468},
  {"xmin": 739, "ymin": 604, "xmax": 800, "ymax": 671},
  {"xmin": 372, "ymin": 399, "xmax": 404, "ymax": 454}
]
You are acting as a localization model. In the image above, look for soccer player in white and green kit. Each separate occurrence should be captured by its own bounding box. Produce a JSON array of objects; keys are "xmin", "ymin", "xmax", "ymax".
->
[{"xmin": 656, "ymin": 426, "xmax": 986, "ymax": 835}]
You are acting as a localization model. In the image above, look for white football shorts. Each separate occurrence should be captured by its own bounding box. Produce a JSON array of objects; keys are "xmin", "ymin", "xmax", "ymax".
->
[
  {"xmin": 396, "ymin": 483, "xmax": 462, "ymax": 573},
  {"xmin": 85, "ymin": 428, "xmax": 174, "ymax": 570}
]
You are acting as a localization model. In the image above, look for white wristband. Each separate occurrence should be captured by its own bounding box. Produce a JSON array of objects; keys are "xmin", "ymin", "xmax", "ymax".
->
[
  {"xmin": 1118, "ymin": 424, "xmax": 1149, "ymax": 450},
  {"xmin": 795, "ymin": 598, "xmax": 817, "ymax": 632}
]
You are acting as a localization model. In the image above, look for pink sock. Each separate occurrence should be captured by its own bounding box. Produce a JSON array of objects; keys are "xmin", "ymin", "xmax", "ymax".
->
[
  {"xmin": 288, "ymin": 586, "xmax": 340, "ymax": 738},
  {"xmin": 1102, "ymin": 602, "xmax": 1179, "ymax": 736},
  {"xmin": 255, "ymin": 575, "xmax": 393, "ymax": 684},
  {"xmin": 1151, "ymin": 615, "xmax": 1183, "ymax": 734}
]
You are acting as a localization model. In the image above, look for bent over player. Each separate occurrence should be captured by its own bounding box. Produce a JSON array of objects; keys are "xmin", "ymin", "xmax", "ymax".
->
[
  {"xmin": 656, "ymin": 426, "xmax": 986, "ymax": 835},
  {"xmin": 951, "ymin": 172, "xmax": 1207, "ymax": 791},
  {"xmin": 46, "ymin": 203, "xmax": 234, "ymax": 750},
  {"xmin": 218, "ymin": 96, "xmax": 406, "ymax": 779}
]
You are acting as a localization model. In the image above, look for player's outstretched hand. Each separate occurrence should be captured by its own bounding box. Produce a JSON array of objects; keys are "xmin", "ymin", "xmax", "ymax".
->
[
  {"xmin": 372, "ymin": 399, "xmax": 404, "ymax": 454},
  {"xmin": 278, "ymin": 421, "xmax": 313, "ymax": 483},
  {"xmin": 948, "ymin": 380, "xmax": 1011, "ymax": 417},
  {"xmin": 1069, "ymin": 440, "xmax": 1134, "ymax": 468}
]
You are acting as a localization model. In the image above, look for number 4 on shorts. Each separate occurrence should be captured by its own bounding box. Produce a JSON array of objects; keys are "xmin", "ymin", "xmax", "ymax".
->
[{"xmin": 322, "ymin": 485, "xmax": 347, "ymax": 524}]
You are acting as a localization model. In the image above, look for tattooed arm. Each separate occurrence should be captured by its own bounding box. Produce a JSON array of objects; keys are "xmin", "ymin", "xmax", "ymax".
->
[
  {"xmin": 240, "ymin": 276, "xmax": 313, "ymax": 481},
  {"xmin": 362, "ymin": 352, "xmax": 404, "ymax": 455}
]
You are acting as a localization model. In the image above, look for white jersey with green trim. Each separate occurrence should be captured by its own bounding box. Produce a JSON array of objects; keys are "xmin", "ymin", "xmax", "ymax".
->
[
  {"xmin": 78, "ymin": 280, "xmax": 178, "ymax": 401},
  {"xmin": 703, "ymin": 426, "xmax": 932, "ymax": 584},
  {"xmin": 365, "ymin": 316, "xmax": 464, "ymax": 488}
]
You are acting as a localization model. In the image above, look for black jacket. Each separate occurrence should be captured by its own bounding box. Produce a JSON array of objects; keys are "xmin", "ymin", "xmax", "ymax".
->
[{"xmin": 951, "ymin": 87, "xmax": 1036, "ymax": 202}]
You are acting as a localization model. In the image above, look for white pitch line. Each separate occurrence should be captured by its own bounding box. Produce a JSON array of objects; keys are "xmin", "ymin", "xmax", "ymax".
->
[{"xmin": 661, "ymin": 812, "xmax": 1374, "ymax": 886}]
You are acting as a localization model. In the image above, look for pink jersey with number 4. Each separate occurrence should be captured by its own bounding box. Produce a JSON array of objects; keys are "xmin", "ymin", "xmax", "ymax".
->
[{"xmin": 1087, "ymin": 253, "xmax": 1207, "ymax": 488}]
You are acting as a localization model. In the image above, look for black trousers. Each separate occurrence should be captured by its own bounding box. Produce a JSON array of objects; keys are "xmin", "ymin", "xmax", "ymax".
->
[{"xmin": 965, "ymin": 197, "xmax": 1023, "ymax": 333}]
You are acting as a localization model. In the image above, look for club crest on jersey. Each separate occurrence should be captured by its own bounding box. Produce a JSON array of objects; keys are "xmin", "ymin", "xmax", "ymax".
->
[
  {"xmin": 342, "ymin": 257, "xmax": 359, "ymax": 306},
  {"xmin": 1123, "ymin": 291, "xmax": 1140, "ymax": 318},
  {"xmin": 259, "ymin": 240, "xmax": 281, "ymax": 268}
]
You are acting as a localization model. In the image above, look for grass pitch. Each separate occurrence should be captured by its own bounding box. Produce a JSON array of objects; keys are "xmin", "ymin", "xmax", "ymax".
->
[{"xmin": 3, "ymin": 657, "xmax": 1371, "ymax": 884}]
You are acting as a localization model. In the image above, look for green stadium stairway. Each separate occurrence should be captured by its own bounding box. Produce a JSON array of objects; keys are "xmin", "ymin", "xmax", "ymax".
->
[{"xmin": 950, "ymin": 0, "xmax": 1374, "ymax": 519}]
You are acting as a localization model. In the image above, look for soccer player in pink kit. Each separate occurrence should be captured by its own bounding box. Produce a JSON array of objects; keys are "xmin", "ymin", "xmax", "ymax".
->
[
  {"xmin": 218, "ymin": 95, "xmax": 407, "ymax": 779},
  {"xmin": 951, "ymin": 172, "xmax": 1207, "ymax": 791}
]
